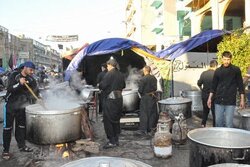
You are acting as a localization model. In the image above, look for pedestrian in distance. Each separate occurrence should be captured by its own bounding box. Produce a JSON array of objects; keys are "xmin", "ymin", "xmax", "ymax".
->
[
  {"xmin": 197, "ymin": 60, "xmax": 218, "ymax": 127},
  {"xmin": 2, "ymin": 61, "xmax": 39, "ymax": 160},
  {"xmin": 207, "ymin": 51, "xmax": 245, "ymax": 128}
]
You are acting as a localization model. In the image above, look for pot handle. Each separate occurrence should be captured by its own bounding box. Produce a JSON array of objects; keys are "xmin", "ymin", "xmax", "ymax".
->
[
  {"xmin": 180, "ymin": 91, "xmax": 184, "ymax": 97},
  {"xmin": 230, "ymin": 149, "xmax": 249, "ymax": 161}
]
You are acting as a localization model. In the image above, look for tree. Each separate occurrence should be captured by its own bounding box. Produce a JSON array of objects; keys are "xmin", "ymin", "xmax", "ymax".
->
[{"xmin": 217, "ymin": 29, "xmax": 250, "ymax": 75}]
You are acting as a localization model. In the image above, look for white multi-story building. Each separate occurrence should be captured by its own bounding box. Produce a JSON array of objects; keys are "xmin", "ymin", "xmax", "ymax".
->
[
  {"xmin": 184, "ymin": 0, "xmax": 250, "ymax": 35},
  {"xmin": 125, "ymin": 0, "xmax": 190, "ymax": 51}
]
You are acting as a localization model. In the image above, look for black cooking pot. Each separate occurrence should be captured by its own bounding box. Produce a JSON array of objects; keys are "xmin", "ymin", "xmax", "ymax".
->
[
  {"xmin": 188, "ymin": 128, "xmax": 250, "ymax": 167},
  {"xmin": 158, "ymin": 97, "xmax": 192, "ymax": 119}
]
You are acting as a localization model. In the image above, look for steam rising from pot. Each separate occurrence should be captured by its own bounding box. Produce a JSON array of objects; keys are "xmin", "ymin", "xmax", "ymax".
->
[{"xmin": 125, "ymin": 66, "xmax": 142, "ymax": 90}]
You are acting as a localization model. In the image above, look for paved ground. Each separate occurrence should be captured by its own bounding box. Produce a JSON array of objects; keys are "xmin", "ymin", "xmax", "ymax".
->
[{"xmin": 0, "ymin": 98, "xmax": 211, "ymax": 167}]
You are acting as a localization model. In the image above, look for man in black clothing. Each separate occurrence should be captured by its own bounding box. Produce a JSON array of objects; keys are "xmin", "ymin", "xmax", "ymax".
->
[
  {"xmin": 2, "ymin": 61, "xmax": 39, "ymax": 160},
  {"xmin": 96, "ymin": 63, "xmax": 107, "ymax": 114},
  {"xmin": 207, "ymin": 51, "xmax": 245, "ymax": 127},
  {"xmin": 197, "ymin": 60, "xmax": 218, "ymax": 127},
  {"xmin": 99, "ymin": 59, "xmax": 125, "ymax": 149},
  {"xmin": 138, "ymin": 66, "xmax": 158, "ymax": 135}
]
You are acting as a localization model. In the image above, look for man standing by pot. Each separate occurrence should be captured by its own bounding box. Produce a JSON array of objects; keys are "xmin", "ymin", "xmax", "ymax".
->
[
  {"xmin": 138, "ymin": 65, "xmax": 158, "ymax": 136},
  {"xmin": 2, "ymin": 61, "xmax": 39, "ymax": 160},
  {"xmin": 99, "ymin": 59, "xmax": 125, "ymax": 149},
  {"xmin": 197, "ymin": 60, "xmax": 218, "ymax": 127},
  {"xmin": 207, "ymin": 51, "xmax": 245, "ymax": 127}
]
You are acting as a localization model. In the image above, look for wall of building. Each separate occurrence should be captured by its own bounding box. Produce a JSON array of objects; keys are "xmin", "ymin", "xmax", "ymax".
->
[{"xmin": 172, "ymin": 52, "xmax": 217, "ymax": 96}]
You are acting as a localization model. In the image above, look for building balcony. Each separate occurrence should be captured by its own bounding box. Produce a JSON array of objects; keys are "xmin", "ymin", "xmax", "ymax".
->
[
  {"xmin": 150, "ymin": 0, "xmax": 162, "ymax": 9},
  {"xmin": 184, "ymin": 0, "xmax": 209, "ymax": 10},
  {"xmin": 126, "ymin": 0, "xmax": 133, "ymax": 11}
]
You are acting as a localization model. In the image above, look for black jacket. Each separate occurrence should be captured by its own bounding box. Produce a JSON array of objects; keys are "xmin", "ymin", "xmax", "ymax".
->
[
  {"xmin": 197, "ymin": 69, "xmax": 215, "ymax": 99},
  {"xmin": 99, "ymin": 68, "xmax": 125, "ymax": 98},
  {"xmin": 5, "ymin": 70, "xmax": 39, "ymax": 107},
  {"xmin": 211, "ymin": 64, "xmax": 244, "ymax": 105},
  {"xmin": 138, "ymin": 74, "xmax": 157, "ymax": 96}
]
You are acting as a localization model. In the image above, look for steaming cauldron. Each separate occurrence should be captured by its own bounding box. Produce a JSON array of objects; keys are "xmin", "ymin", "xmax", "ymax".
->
[
  {"xmin": 26, "ymin": 102, "xmax": 82, "ymax": 145},
  {"xmin": 122, "ymin": 89, "xmax": 140, "ymax": 112}
]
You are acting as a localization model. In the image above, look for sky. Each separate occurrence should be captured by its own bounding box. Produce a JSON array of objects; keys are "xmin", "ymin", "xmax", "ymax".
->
[{"xmin": 0, "ymin": 0, "xmax": 126, "ymax": 51}]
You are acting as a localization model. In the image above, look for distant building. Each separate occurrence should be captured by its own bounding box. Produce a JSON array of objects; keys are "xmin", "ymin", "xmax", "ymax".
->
[
  {"xmin": 124, "ymin": 0, "xmax": 250, "ymax": 50},
  {"xmin": 125, "ymin": 0, "xmax": 190, "ymax": 51},
  {"xmin": 184, "ymin": 0, "xmax": 250, "ymax": 35},
  {"xmin": 0, "ymin": 25, "xmax": 61, "ymax": 71}
]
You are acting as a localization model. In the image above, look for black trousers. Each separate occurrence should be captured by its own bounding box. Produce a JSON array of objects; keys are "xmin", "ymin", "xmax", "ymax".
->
[
  {"xmin": 103, "ymin": 98, "xmax": 122, "ymax": 144},
  {"xmin": 202, "ymin": 97, "xmax": 215, "ymax": 127},
  {"xmin": 98, "ymin": 92, "xmax": 105, "ymax": 114},
  {"xmin": 139, "ymin": 95, "xmax": 158, "ymax": 132},
  {"xmin": 3, "ymin": 102, "xmax": 26, "ymax": 152}
]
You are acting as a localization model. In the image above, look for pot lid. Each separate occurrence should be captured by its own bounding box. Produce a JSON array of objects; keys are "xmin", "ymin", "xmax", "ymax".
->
[
  {"xmin": 158, "ymin": 97, "xmax": 192, "ymax": 105},
  {"xmin": 61, "ymin": 157, "xmax": 152, "ymax": 167},
  {"xmin": 25, "ymin": 102, "xmax": 82, "ymax": 115},
  {"xmin": 238, "ymin": 108, "xmax": 250, "ymax": 117}
]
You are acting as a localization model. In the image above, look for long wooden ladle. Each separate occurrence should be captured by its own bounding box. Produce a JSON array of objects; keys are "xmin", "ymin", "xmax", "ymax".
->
[{"xmin": 24, "ymin": 82, "xmax": 47, "ymax": 110}]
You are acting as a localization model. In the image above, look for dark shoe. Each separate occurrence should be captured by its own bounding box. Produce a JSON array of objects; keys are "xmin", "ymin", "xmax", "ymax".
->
[
  {"xmin": 103, "ymin": 142, "xmax": 118, "ymax": 149},
  {"xmin": 2, "ymin": 152, "xmax": 11, "ymax": 160},
  {"xmin": 19, "ymin": 146, "xmax": 33, "ymax": 152},
  {"xmin": 148, "ymin": 131, "xmax": 155, "ymax": 137},
  {"xmin": 135, "ymin": 130, "xmax": 148, "ymax": 136}
]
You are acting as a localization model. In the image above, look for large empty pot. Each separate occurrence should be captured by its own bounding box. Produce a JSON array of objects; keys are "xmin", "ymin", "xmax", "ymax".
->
[
  {"xmin": 26, "ymin": 102, "xmax": 82, "ymax": 145},
  {"xmin": 188, "ymin": 128, "xmax": 250, "ymax": 167},
  {"xmin": 61, "ymin": 156, "xmax": 152, "ymax": 167}
]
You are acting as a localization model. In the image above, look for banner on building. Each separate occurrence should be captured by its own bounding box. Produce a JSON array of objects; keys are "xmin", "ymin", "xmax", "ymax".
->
[
  {"xmin": 18, "ymin": 51, "xmax": 29, "ymax": 59},
  {"xmin": 46, "ymin": 35, "xmax": 78, "ymax": 42}
]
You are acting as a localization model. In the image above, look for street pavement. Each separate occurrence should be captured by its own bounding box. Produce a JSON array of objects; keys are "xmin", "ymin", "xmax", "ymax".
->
[{"xmin": 0, "ymin": 98, "xmax": 210, "ymax": 167}]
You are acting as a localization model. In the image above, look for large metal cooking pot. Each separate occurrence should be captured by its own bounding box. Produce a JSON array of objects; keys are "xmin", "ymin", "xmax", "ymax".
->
[
  {"xmin": 61, "ymin": 156, "xmax": 152, "ymax": 167},
  {"xmin": 158, "ymin": 97, "xmax": 192, "ymax": 119},
  {"xmin": 188, "ymin": 128, "xmax": 250, "ymax": 167},
  {"xmin": 180, "ymin": 90, "xmax": 203, "ymax": 116},
  {"xmin": 122, "ymin": 89, "xmax": 139, "ymax": 112},
  {"xmin": 209, "ymin": 163, "xmax": 250, "ymax": 167},
  {"xmin": 238, "ymin": 108, "xmax": 250, "ymax": 130},
  {"xmin": 26, "ymin": 102, "xmax": 82, "ymax": 145}
]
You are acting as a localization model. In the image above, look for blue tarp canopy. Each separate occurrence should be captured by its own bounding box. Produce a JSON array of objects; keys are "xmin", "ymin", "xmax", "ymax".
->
[
  {"xmin": 65, "ymin": 38, "xmax": 157, "ymax": 81},
  {"xmin": 157, "ymin": 29, "xmax": 229, "ymax": 60},
  {"xmin": 64, "ymin": 30, "xmax": 229, "ymax": 81}
]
